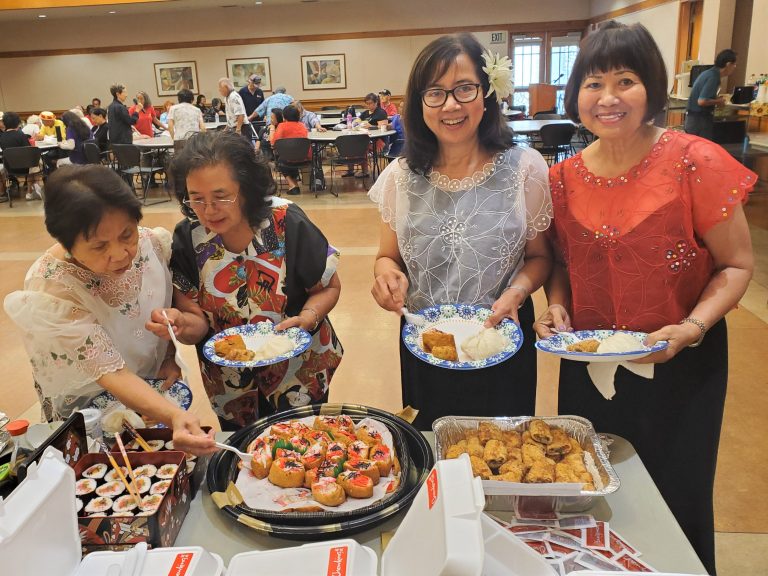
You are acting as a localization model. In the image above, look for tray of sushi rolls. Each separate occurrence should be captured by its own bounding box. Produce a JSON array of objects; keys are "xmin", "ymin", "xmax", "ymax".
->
[{"xmin": 73, "ymin": 450, "xmax": 192, "ymax": 552}]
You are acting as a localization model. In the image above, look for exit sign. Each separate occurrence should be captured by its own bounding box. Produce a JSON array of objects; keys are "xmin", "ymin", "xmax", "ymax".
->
[{"xmin": 490, "ymin": 31, "xmax": 507, "ymax": 44}]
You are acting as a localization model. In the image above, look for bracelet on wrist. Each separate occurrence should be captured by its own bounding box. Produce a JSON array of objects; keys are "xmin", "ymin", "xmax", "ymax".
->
[
  {"xmin": 679, "ymin": 317, "xmax": 707, "ymax": 347},
  {"xmin": 301, "ymin": 307, "xmax": 320, "ymax": 331}
]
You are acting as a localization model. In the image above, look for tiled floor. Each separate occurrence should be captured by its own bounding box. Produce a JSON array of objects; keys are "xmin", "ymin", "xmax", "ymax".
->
[{"xmin": 1, "ymin": 169, "xmax": 766, "ymax": 575}]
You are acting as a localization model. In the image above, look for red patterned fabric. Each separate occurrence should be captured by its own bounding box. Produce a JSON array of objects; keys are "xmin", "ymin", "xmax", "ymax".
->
[{"xmin": 549, "ymin": 130, "xmax": 756, "ymax": 332}]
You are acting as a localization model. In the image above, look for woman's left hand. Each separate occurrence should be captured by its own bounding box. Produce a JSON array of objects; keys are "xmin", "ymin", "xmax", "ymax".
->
[
  {"xmin": 484, "ymin": 288, "xmax": 526, "ymax": 328},
  {"xmin": 156, "ymin": 356, "xmax": 181, "ymax": 390},
  {"xmin": 632, "ymin": 322, "xmax": 702, "ymax": 364}
]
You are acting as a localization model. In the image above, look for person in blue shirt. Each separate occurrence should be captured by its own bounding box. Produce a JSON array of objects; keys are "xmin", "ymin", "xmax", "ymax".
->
[
  {"xmin": 255, "ymin": 86, "xmax": 293, "ymax": 125},
  {"xmin": 685, "ymin": 49, "xmax": 737, "ymax": 141}
]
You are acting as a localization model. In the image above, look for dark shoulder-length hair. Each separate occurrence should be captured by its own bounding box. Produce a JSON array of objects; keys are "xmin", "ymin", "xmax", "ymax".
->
[
  {"xmin": 403, "ymin": 32, "xmax": 513, "ymax": 175},
  {"xmin": 170, "ymin": 130, "xmax": 274, "ymax": 227},
  {"xmin": 44, "ymin": 165, "xmax": 142, "ymax": 251},
  {"xmin": 61, "ymin": 111, "xmax": 91, "ymax": 141},
  {"xmin": 563, "ymin": 21, "xmax": 667, "ymax": 123}
]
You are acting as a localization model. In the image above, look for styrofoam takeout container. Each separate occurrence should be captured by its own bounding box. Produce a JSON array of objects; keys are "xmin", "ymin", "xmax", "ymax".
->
[
  {"xmin": 226, "ymin": 453, "xmax": 556, "ymax": 576},
  {"xmin": 0, "ymin": 447, "xmax": 223, "ymax": 576}
]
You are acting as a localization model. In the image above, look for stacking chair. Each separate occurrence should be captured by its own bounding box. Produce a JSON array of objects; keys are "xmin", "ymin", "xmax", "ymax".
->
[
  {"xmin": 83, "ymin": 142, "xmax": 103, "ymax": 165},
  {"xmin": 2, "ymin": 147, "xmax": 42, "ymax": 208},
  {"xmin": 328, "ymin": 134, "xmax": 370, "ymax": 197},
  {"xmin": 533, "ymin": 110, "xmax": 561, "ymax": 119},
  {"xmin": 538, "ymin": 123, "xmax": 577, "ymax": 166},
  {"xmin": 272, "ymin": 138, "xmax": 312, "ymax": 195},
  {"xmin": 111, "ymin": 143, "xmax": 169, "ymax": 205},
  {"xmin": 383, "ymin": 138, "xmax": 405, "ymax": 164}
]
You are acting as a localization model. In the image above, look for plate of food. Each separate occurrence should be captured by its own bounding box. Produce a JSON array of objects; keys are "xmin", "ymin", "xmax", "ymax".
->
[
  {"xmin": 88, "ymin": 379, "xmax": 193, "ymax": 414},
  {"xmin": 203, "ymin": 322, "xmax": 312, "ymax": 368},
  {"xmin": 535, "ymin": 330, "xmax": 668, "ymax": 362},
  {"xmin": 401, "ymin": 304, "xmax": 523, "ymax": 370}
]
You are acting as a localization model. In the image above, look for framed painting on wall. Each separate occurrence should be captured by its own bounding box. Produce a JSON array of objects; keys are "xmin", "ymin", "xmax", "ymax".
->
[
  {"xmin": 154, "ymin": 61, "xmax": 199, "ymax": 97},
  {"xmin": 301, "ymin": 54, "xmax": 346, "ymax": 90},
  {"xmin": 226, "ymin": 57, "xmax": 272, "ymax": 90}
]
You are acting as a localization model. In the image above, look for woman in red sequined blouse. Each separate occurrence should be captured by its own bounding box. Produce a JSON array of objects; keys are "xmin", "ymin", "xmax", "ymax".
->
[{"xmin": 534, "ymin": 23, "xmax": 754, "ymax": 575}]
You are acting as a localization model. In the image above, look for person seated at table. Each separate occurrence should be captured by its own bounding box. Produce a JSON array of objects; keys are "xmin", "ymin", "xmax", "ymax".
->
[
  {"xmin": 196, "ymin": 94, "xmax": 208, "ymax": 114},
  {"xmin": 57, "ymin": 110, "xmax": 91, "ymax": 166},
  {"xmin": 2, "ymin": 165, "xmax": 215, "ymax": 455},
  {"xmin": 108, "ymin": 83, "xmax": 140, "ymax": 146},
  {"xmin": 203, "ymin": 98, "xmax": 225, "ymax": 123},
  {"xmin": 0, "ymin": 111, "xmax": 44, "ymax": 201},
  {"xmin": 91, "ymin": 97, "xmax": 102, "ymax": 108},
  {"xmin": 295, "ymin": 100, "xmax": 327, "ymax": 132},
  {"xmin": 34, "ymin": 111, "xmax": 66, "ymax": 141},
  {"xmin": 146, "ymin": 131, "xmax": 343, "ymax": 430},
  {"xmin": 385, "ymin": 100, "xmax": 406, "ymax": 157},
  {"xmin": 159, "ymin": 100, "xmax": 175, "ymax": 125},
  {"xmin": 130, "ymin": 91, "xmax": 167, "ymax": 137},
  {"xmin": 89, "ymin": 108, "xmax": 109, "ymax": 152},
  {"xmin": 70, "ymin": 106, "xmax": 92, "ymax": 129},
  {"xmin": 378, "ymin": 89, "xmax": 397, "ymax": 116},
  {"xmin": 167, "ymin": 89, "xmax": 206, "ymax": 153},
  {"xmin": 271, "ymin": 104, "xmax": 310, "ymax": 196},
  {"xmin": 359, "ymin": 93, "xmax": 388, "ymax": 129},
  {"xmin": 22, "ymin": 114, "xmax": 41, "ymax": 139},
  {"xmin": 256, "ymin": 107, "xmax": 283, "ymax": 158}
]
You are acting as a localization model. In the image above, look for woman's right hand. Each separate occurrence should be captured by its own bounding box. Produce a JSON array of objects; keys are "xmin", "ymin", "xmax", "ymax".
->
[
  {"xmin": 371, "ymin": 269, "xmax": 409, "ymax": 313},
  {"xmin": 533, "ymin": 304, "xmax": 573, "ymax": 339},
  {"xmin": 145, "ymin": 307, "xmax": 185, "ymax": 340}
]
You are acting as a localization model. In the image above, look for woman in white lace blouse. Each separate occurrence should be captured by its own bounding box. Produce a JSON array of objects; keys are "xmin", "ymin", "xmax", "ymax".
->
[
  {"xmin": 3, "ymin": 165, "xmax": 214, "ymax": 454},
  {"xmin": 369, "ymin": 33, "xmax": 553, "ymax": 428}
]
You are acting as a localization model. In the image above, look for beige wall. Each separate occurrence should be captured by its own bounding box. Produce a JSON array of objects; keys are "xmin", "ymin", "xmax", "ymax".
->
[
  {"xmin": 698, "ymin": 0, "xmax": 736, "ymax": 63},
  {"xmin": 0, "ymin": 0, "xmax": 590, "ymax": 111},
  {"xmin": 746, "ymin": 0, "xmax": 768, "ymax": 80}
]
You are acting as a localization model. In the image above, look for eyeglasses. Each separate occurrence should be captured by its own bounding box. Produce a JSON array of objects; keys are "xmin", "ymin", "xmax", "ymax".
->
[
  {"xmin": 421, "ymin": 83, "xmax": 481, "ymax": 108},
  {"xmin": 182, "ymin": 197, "xmax": 237, "ymax": 209}
]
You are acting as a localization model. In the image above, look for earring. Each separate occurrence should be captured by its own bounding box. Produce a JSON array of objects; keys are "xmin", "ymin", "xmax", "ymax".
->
[
  {"xmin": 484, "ymin": 107, "xmax": 487, "ymax": 111},
  {"xmin": 64, "ymin": 251, "xmax": 72, "ymax": 260}
]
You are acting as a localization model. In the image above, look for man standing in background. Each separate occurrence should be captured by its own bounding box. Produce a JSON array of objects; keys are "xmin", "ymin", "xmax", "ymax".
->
[
  {"xmin": 218, "ymin": 77, "xmax": 246, "ymax": 135},
  {"xmin": 685, "ymin": 49, "xmax": 737, "ymax": 141}
]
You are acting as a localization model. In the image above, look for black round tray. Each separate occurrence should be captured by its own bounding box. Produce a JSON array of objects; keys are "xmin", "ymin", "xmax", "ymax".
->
[{"xmin": 207, "ymin": 403, "xmax": 435, "ymax": 540}]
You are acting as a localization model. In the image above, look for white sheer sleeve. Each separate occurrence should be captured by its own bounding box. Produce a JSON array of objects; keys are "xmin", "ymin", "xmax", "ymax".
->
[
  {"xmin": 149, "ymin": 226, "xmax": 172, "ymax": 265},
  {"xmin": 3, "ymin": 290, "xmax": 125, "ymax": 401},
  {"xmin": 520, "ymin": 147, "xmax": 553, "ymax": 240},
  {"xmin": 368, "ymin": 159, "xmax": 409, "ymax": 231}
]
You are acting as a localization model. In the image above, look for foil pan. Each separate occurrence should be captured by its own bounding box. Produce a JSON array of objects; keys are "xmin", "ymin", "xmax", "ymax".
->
[{"xmin": 433, "ymin": 415, "xmax": 621, "ymax": 512}]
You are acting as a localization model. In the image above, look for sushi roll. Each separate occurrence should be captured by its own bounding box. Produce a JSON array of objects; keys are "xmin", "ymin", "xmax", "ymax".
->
[
  {"xmin": 326, "ymin": 442, "xmax": 346, "ymax": 465},
  {"xmin": 88, "ymin": 512, "xmax": 108, "ymax": 518},
  {"xmin": 82, "ymin": 463, "xmax": 108, "ymax": 480},
  {"xmin": 348, "ymin": 440, "xmax": 370, "ymax": 461},
  {"xmin": 269, "ymin": 421, "xmax": 294, "ymax": 440},
  {"xmin": 164, "ymin": 440, "xmax": 175, "ymax": 450},
  {"xmin": 111, "ymin": 510, "xmax": 134, "ymax": 517},
  {"xmin": 75, "ymin": 498, "xmax": 83, "ymax": 514},
  {"xmin": 300, "ymin": 442, "xmax": 327, "ymax": 470},
  {"xmin": 370, "ymin": 444, "xmax": 393, "ymax": 477},
  {"xmin": 140, "ymin": 494, "xmax": 163, "ymax": 512},
  {"xmin": 113, "ymin": 494, "xmax": 140, "ymax": 513},
  {"xmin": 96, "ymin": 480, "xmax": 126, "ymax": 498},
  {"xmin": 343, "ymin": 459, "xmax": 381, "ymax": 484},
  {"xmin": 136, "ymin": 510, "xmax": 155, "ymax": 517},
  {"xmin": 331, "ymin": 429, "xmax": 357, "ymax": 446},
  {"xmin": 104, "ymin": 466, "xmax": 128, "ymax": 483},
  {"xmin": 337, "ymin": 470, "xmax": 374, "ymax": 499},
  {"xmin": 355, "ymin": 424, "xmax": 383, "ymax": 447},
  {"xmin": 147, "ymin": 440, "xmax": 165, "ymax": 452},
  {"xmin": 156, "ymin": 464, "xmax": 179, "ymax": 479},
  {"xmin": 134, "ymin": 476, "xmax": 151, "ymax": 494},
  {"xmin": 268, "ymin": 457, "xmax": 305, "ymax": 488},
  {"xmin": 84, "ymin": 496, "xmax": 113, "ymax": 514},
  {"xmin": 75, "ymin": 478, "xmax": 97, "ymax": 496},
  {"xmin": 250, "ymin": 445, "xmax": 273, "ymax": 479},
  {"xmin": 133, "ymin": 464, "xmax": 157, "ymax": 478},
  {"xmin": 150, "ymin": 479, "xmax": 172, "ymax": 495},
  {"xmin": 311, "ymin": 477, "xmax": 346, "ymax": 507}
]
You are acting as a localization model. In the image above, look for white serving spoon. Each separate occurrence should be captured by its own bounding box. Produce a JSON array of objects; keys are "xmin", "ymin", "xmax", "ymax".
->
[
  {"xmin": 161, "ymin": 310, "xmax": 191, "ymax": 381},
  {"xmin": 215, "ymin": 441, "xmax": 251, "ymax": 464}
]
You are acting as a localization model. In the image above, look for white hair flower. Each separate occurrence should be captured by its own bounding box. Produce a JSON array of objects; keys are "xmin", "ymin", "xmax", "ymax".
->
[{"xmin": 482, "ymin": 50, "xmax": 514, "ymax": 103}]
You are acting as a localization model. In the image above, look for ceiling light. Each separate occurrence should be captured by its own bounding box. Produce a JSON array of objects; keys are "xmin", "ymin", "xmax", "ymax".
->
[
  {"xmin": 109, "ymin": 10, "xmax": 116, "ymax": 14},
  {"xmin": 255, "ymin": 1, "xmax": 262, "ymax": 4},
  {"xmin": 38, "ymin": 14, "xmax": 47, "ymax": 18}
]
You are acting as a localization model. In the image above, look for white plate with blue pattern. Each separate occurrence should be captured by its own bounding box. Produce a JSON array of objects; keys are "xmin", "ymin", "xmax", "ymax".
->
[
  {"xmin": 402, "ymin": 304, "xmax": 523, "ymax": 370},
  {"xmin": 535, "ymin": 330, "xmax": 668, "ymax": 362},
  {"xmin": 203, "ymin": 322, "xmax": 312, "ymax": 368}
]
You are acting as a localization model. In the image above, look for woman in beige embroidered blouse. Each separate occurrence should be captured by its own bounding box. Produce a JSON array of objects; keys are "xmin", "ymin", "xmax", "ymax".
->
[{"xmin": 3, "ymin": 165, "xmax": 214, "ymax": 454}]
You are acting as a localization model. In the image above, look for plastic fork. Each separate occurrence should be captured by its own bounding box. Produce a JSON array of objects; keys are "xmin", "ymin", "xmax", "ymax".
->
[
  {"xmin": 401, "ymin": 307, "xmax": 426, "ymax": 326},
  {"xmin": 161, "ymin": 310, "xmax": 190, "ymax": 382},
  {"xmin": 215, "ymin": 441, "xmax": 252, "ymax": 464}
]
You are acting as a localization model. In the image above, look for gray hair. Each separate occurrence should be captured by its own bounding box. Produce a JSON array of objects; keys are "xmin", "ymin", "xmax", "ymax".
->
[
  {"xmin": 274, "ymin": 86, "xmax": 287, "ymax": 94},
  {"xmin": 26, "ymin": 114, "xmax": 41, "ymax": 126},
  {"xmin": 218, "ymin": 77, "xmax": 234, "ymax": 90}
]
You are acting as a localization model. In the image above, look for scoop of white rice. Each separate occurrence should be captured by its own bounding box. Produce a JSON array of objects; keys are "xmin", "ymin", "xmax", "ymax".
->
[{"xmin": 596, "ymin": 332, "xmax": 642, "ymax": 354}]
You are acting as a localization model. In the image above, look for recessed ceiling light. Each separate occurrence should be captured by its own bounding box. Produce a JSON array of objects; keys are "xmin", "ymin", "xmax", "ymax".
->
[
  {"xmin": 38, "ymin": 14, "xmax": 47, "ymax": 18},
  {"xmin": 109, "ymin": 10, "xmax": 116, "ymax": 14},
  {"xmin": 255, "ymin": 1, "xmax": 262, "ymax": 4}
]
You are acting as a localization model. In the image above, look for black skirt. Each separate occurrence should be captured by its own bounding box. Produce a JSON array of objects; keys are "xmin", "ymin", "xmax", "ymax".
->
[
  {"xmin": 558, "ymin": 318, "xmax": 728, "ymax": 576},
  {"xmin": 399, "ymin": 298, "xmax": 537, "ymax": 431}
]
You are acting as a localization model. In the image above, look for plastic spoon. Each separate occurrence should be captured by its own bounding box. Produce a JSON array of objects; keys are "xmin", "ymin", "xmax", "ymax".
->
[
  {"xmin": 215, "ymin": 441, "xmax": 251, "ymax": 464},
  {"xmin": 401, "ymin": 307, "xmax": 426, "ymax": 327},
  {"xmin": 161, "ymin": 310, "xmax": 190, "ymax": 381}
]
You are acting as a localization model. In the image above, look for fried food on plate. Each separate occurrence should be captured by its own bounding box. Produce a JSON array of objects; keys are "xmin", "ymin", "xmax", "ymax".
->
[{"xmin": 566, "ymin": 338, "xmax": 600, "ymax": 353}]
